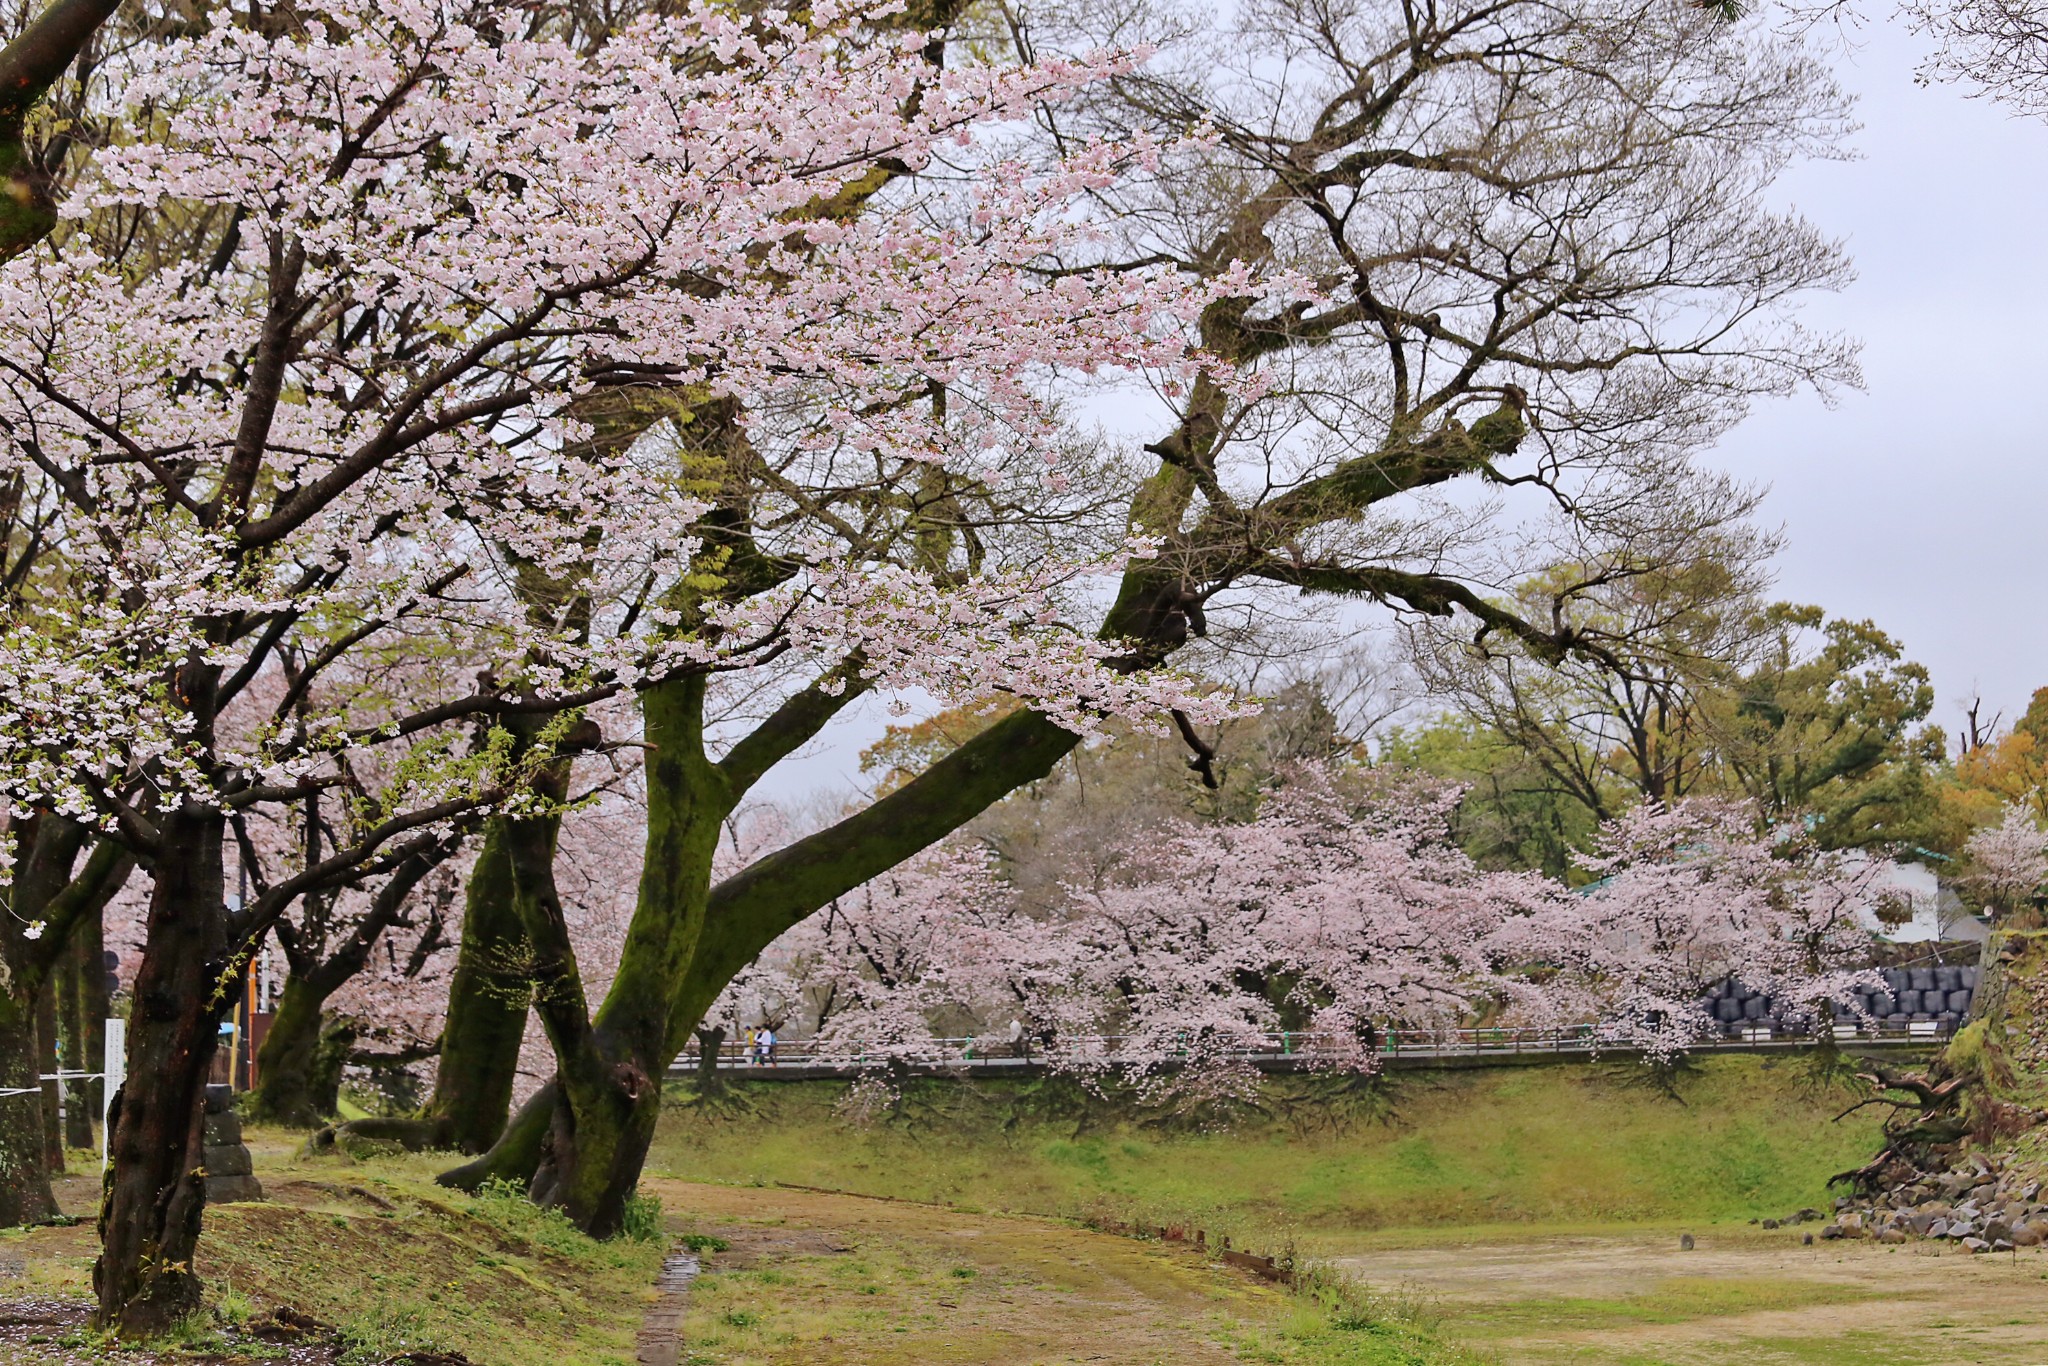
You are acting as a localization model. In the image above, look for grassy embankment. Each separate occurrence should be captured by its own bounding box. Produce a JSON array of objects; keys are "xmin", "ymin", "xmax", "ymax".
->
[
  {"xmin": 1, "ymin": 1141, "xmax": 665, "ymax": 1365},
  {"xmin": 647, "ymin": 1055, "xmax": 1888, "ymax": 1249}
]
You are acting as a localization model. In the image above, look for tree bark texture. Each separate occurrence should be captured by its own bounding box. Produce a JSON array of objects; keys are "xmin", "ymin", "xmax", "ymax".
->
[
  {"xmin": 0, "ymin": 817, "xmax": 95, "ymax": 1223},
  {"xmin": 0, "ymin": 990, "xmax": 57, "ymax": 1227},
  {"xmin": 422, "ymin": 820, "xmax": 533, "ymax": 1153},
  {"xmin": 94, "ymin": 807, "xmax": 228, "ymax": 1336},
  {"xmin": 35, "ymin": 983, "xmax": 61, "ymax": 1171}
]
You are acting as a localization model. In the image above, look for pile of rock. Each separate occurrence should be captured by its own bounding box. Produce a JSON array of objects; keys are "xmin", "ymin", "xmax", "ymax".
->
[
  {"xmin": 1813, "ymin": 1155, "xmax": 2046, "ymax": 1253},
  {"xmin": 1755, "ymin": 1208, "xmax": 1825, "ymax": 1230}
]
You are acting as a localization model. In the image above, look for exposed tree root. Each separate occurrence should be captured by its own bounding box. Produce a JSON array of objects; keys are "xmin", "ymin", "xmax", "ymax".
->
[{"xmin": 302, "ymin": 1114, "xmax": 454, "ymax": 1156}]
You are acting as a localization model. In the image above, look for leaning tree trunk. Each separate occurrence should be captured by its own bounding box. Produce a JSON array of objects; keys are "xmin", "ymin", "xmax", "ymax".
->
[
  {"xmin": 95, "ymin": 808, "xmax": 228, "ymax": 1336},
  {"xmin": 422, "ymin": 820, "xmax": 533, "ymax": 1153},
  {"xmin": 439, "ymin": 704, "xmax": 1089, "ymax": 1197}
]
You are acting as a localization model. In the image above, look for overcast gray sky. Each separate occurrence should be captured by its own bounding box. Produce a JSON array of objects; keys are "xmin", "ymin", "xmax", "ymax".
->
[
  {"xmin": 752, "ymin": 20, "xmax": 2048, "ymax": 804},
  {"xmin": 1714, "ymin": 20, "xmax": 2048, "ymax": 735}
]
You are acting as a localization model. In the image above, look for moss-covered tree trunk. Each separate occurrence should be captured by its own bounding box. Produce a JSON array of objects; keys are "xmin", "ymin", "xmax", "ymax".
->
[
  {"xmin": 247, "ymin": 974, "xmax": 331, "ymax": 1128},
  {"xmin": 520, "ymin": 677, "xmax": 727, "ymax": 1237},
  {"xmin": 0, "ymin": 990, "xmax": 57, "ymax": 1227},
  {"xmin": 422, "ymin": 821, "xmax": 534, "ymax": 1153}
]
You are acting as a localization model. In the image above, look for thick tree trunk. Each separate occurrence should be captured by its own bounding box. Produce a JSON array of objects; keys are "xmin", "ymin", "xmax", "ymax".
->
[
  {"xmin": 247, "ymin": 974, "xmax": 332, "ymax": 1128},
  {"xmin": 437, "ymin": 704, "xmax": 1087, "ymax": 1201},
  {"xmin": 423, "ymin": 820, "xmax": 532, "ymax": 1153},
  {"xmin": 95, "ymin": 809, "xmax": 227, "ymax": 1336},
  {"xmin": 528, "ymin": 1050, "xmax": 663, "ymax": 1238},
  {"xmin": 521, "ymin": 678, "xmax": 725, "ymax": 1237},
  {"xmin": 0, "ymin": 991, "xmax": 58, "ymax": 1227}
]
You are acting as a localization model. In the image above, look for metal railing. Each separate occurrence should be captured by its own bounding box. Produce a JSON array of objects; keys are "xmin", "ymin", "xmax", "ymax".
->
[{"xmin": 676, "ymin": 1019, "xmax": 1948, "ymax": 1075}]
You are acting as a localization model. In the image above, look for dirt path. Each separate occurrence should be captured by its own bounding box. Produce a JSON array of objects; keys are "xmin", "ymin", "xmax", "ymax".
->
[
  {"xmin": 640, "ymin": 1180, "xmax": 1311, "ymax": 1366},
  {"xmin": 1335, "ymin": 1231, "xmax": 2048, "ymax": 1365}
]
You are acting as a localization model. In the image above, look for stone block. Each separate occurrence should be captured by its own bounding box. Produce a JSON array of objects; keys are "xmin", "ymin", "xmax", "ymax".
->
[
  {"xmin": 203, "ymin": 1143, "xmax": 254, "ymax": 1178},
  {"xmin": 204, "ymin": 1174, "xmax": 263, "ymax": 1204}
]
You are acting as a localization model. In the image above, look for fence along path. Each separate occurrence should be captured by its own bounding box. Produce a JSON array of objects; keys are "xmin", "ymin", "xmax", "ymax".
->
[
  {"xmin": 0, "ymin": 1018, "xmax": 124, "ymax": 1169},
  {"xmin": 673, "ymin": 1019, "xmax": 1946, "ymax": 1080}
]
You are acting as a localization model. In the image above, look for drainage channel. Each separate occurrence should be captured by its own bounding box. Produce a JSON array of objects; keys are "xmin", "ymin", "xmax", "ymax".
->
[{"xmin": 635, "ymin": 1247, "xmax": 703, "ymax": 1366}]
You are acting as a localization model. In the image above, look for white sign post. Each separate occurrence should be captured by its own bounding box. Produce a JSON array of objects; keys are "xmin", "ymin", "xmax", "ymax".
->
[{"xmin": 101, "ymin": 1017, "xmax": 125, "ymax": 1172}]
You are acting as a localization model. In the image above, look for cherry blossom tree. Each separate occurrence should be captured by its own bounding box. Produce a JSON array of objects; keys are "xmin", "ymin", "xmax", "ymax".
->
[
  {"xmin": 404, "ymin": 0, "xmax": 1879, "ymax": 1253},
  {"xmin": 3, "ymin": 0, "xmax": 1877, "ymax": 1326},
  {"xmin": 715, "ymin": 775, "xmax": 1887, "ymax": 1099},
  {"xmin": 1550, "ymin": 800, "xmax": 1884, "ymax": 1057},
  {"xmin": 1960, "ymin": 804, "xmax": 2048, "ymax": 922},
  {"xmin": 0, "ymin": 0, "xmax": 1249, "ymax": 1327},
  {"xmin": 717, "ymin": 767, "xmax": 1562, "ymax": 1100}
]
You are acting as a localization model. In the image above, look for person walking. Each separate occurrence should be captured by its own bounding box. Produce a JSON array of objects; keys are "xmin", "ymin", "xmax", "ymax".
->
[
  {"xmin": 758, "ymin": 1026, "xmax": 777, "ymax": 1067},
  {"xmin": 743, "ymin": 1027, "xmax": 758, "ymax": 1068}
]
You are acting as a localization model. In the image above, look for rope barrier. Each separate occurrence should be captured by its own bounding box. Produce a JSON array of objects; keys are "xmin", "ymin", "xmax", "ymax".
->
[{"xmin": 0, "ymin": 1070, "xmax": 110, "ymax": 1097}]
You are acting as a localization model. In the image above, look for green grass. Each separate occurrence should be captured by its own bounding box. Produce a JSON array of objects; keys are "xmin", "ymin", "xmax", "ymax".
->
[
  {"xmin": 650, "ymin": 1057, "xmax": 1882, "ymax": 1247},
  {"xmin": 1459, "ymin": 1277, "xmax": 1875, "ymax": 1333},
  {"xmin": 194, "ymin": 1171, "xmax": 664, "ymax": 1366},
  {"xmin": 661, "ymin": 1178, "xmax": 1485, "ymax": 1366}
]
